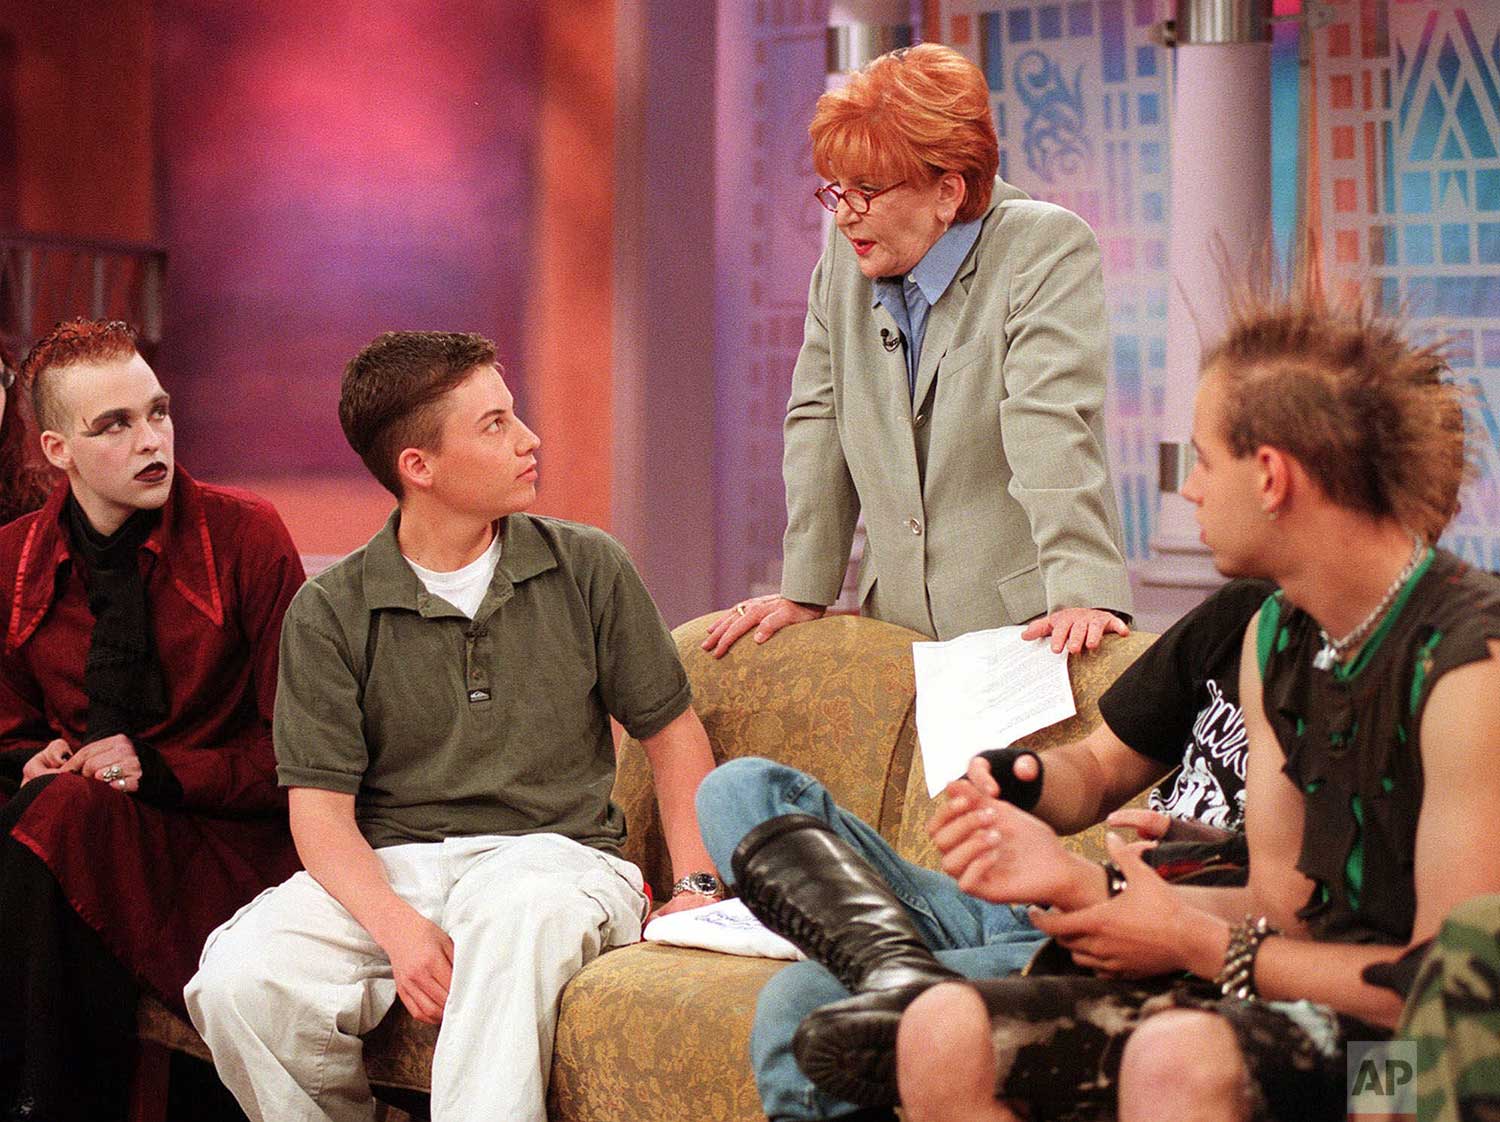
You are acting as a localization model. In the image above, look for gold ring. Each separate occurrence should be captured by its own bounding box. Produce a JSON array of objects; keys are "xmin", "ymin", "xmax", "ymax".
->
[{"xmin": 735, "ymin": 604, "xmax": 748, "ymax": 618}]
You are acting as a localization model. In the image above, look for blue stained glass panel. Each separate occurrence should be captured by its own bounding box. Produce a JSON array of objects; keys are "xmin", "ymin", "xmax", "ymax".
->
[
  {"xmin": 1435, "ymin": 276, "xmax": 1500, "ymax": 316},
  {"xmin": 1479, "ymin": 223, "xmax": 1500, "ymax": 265},
  {"xmin": 1114, "ymin": 335, "xmax": 1142, "ymax": 415},
  {"xmin": 1437, "ymin": 34, "xmax": 1462, "ymax": 92},
  {"xmin": 1101, "ymin": 0, "xmax": 1126, "ymax": 84},
  {"xmin": 1136, "ymin": 45, "xmax": 1157, "ymax": 77},
  {"xmin": 1009, "ymin": 9, "xmax": 1033, "ymax": 43},
  {"xmin": 1142, "ymin": 191, "xmax": 1164, "ymax": 222},
  {"xmin": 1408, "ymin": 277, "xmax": 1436, "ymax": 318},
  {"xmin": 1382, "ymin": 277, "xmax": 1402, "ymax": 313},
  {"xmin": 1410, "ymin": 86, "xmax": 1446, "ymax": 161},
  {"xmin": 1039, "ymin": 5, "xmax": 1062, "ymax": 40},
  {"xmin": 1483, "ymin": 330, "xmax": 1500, "ymax": 368},
  {"xmin": 1138, "ymin": 93, "xmax": 1160, "ymax": 125},
  {"xmin": 1479, "ymin": 169, "xmax": 1500, "ymax": 210},
  {"xmin": 1402, "ymin": 172, "xmax": 1433, "ymax": 213},
  {"xmin": 981, "ymin": 12, "xmax": 1004, "ymax": 90},
  {"xmin": 1139, "ymin": 141, "xmax": 1163, "ymax": 175},
  {"xmin": 1456, "ymin": 86, "xmax": 1498, "ymax": 158},
  {"xmin": 1383, "ymin": 120, "xmax": 1396, "ymax": 215},
  {"xmin": 1133, "ymin": 475, "xmax": 1151, "ymax": 559},
  {"xmin": 1405, "ymin": 224, "xmax": 1435, "ymax": 265},
  {"xmin": 1442, "ymin": 223, "xmax": 1471, "ymax": 264},
  {"xmin": 1439, "ymin": 170, "xmax": 1470, "ymax": 208}
]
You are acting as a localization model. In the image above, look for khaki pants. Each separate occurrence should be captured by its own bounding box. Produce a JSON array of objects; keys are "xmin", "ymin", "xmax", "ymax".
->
[{"xmin": 185, "ymin": 833, "xmax": 646, "ymax": 1122}]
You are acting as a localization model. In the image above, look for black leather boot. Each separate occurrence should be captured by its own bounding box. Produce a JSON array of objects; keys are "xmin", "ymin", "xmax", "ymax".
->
[{"xmin": 732, "ymin": 813, "xmax": 960, "ymax": 1106}]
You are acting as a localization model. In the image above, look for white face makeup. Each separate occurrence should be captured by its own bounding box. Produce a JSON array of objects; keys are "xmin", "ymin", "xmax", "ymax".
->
[{"xmin": 41, "ymin": 353, "xmax": 174, "ymax": 535}]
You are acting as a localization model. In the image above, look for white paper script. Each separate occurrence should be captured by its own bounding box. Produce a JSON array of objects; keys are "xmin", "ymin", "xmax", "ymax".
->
[{"xmin": 912, "ymin": 625, "xmax": 1076, "ymax": 797}]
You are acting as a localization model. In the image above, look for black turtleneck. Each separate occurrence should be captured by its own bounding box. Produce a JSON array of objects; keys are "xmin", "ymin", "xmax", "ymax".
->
[{"xmin": 62, "ymin": 495, "xmax": 180, "ymax": 804}]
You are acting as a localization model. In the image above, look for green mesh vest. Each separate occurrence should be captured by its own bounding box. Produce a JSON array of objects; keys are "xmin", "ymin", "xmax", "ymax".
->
[{"xmin": 1258, "ymin": 549, "xmax": 1500, "ymax": 945}]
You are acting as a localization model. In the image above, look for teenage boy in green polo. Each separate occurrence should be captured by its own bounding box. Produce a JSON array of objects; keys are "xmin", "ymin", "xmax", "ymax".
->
[{"xmin": 188, "ymin": 331, "xmax": 722, "ymax": 1122}]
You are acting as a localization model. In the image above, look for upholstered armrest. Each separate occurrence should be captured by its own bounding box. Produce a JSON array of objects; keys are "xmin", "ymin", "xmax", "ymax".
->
[{"xmin": 614, "ymin": 612, "xmax": 928, "ymax": 900}]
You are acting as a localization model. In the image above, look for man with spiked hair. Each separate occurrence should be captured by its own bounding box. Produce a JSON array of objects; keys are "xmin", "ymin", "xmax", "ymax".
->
[{"xmin": 733, "ymin": 288, "xmax": 1500, "ymax": 1122}]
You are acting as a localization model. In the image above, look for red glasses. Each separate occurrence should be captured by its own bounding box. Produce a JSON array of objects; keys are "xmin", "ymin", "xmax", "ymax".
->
[{"xmin": 813, "ymin": 181, "xmax": 906, "ymax": 215}]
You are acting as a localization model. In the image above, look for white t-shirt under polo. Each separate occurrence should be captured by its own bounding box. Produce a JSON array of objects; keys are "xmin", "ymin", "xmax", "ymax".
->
[{"xmin": 405, "ymin": 534, "xmax": 502, "ymax": 619}]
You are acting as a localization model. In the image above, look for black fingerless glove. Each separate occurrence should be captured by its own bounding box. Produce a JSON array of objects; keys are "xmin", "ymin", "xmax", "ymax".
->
[{"xmin": 975, "ymin": 747, "xmax": 1044, "ymax": 812}]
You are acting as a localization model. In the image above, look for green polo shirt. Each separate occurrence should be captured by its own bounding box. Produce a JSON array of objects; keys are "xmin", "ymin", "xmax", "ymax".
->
[{"xmin": 274, "ymin": 510, "xmax": 692, "ymax": 853}]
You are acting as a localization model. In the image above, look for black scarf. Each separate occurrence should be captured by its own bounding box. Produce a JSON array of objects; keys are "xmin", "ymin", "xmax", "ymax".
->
[{"xmin": 64, "ymin": 495, "xmax": 169, "ymax": 744}]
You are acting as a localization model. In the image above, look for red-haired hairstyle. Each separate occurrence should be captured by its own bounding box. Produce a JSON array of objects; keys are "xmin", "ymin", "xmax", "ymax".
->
[
  {"xmin": 23, "ymin": 319, "xmax": 141, "ymax": 435},
  {"xmin": 1203, "ymin": 288, "xmax": 1466, "ymax": 545},
  {"xmin": 810, "ymin": 43, "xmax": 999, "ymax": 223},
  {"xmin": 0, "ymin": 342, "xmax": 53, "ymax": 525}
]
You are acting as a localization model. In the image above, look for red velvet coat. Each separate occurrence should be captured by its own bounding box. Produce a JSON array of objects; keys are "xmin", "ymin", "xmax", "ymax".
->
[{"xmin": 0, "ymin": 469, "xmax": 304, "ymax": 1014}]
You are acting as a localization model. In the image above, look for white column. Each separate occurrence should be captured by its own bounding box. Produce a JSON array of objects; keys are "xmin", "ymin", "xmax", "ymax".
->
[{"xmin": 1141, "ymin": 0, "xmax": 1271, "ymax": 592}]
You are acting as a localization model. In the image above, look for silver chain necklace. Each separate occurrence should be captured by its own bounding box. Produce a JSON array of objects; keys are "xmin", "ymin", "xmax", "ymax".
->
[{"xmin": 1312, "ymin": 535, "xmax": 1428, "ymax": 671}]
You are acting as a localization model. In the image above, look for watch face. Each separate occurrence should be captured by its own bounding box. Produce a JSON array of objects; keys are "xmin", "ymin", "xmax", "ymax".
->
[{"xmin": 678, "ymin": 872, "xmax": 721, "ymax": 896}]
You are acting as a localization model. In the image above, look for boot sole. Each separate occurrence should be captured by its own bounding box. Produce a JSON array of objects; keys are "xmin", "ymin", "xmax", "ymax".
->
[{"xmin": 793, "ymin": 1002, "xmax": 902, "ymax": 1108}]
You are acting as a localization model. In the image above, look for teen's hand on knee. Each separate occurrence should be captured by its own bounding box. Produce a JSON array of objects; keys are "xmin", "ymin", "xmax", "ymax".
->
[
  {"xmin": 21, "ymin": 739, "xmax": 73, "ymax": 784},
  {"xmin": 1105, "ymin": 808, "xmax": 1172, "ymax": 840},
  {"xmin": 61, "ymin": 734, "xmax": 142, "ymax": 793},
  {"xmin": 1028, "ymin": 833, "xmax": 1224, "ymax": 979},
  {"xmin": 1022, "ymin": 607, "xmax": 1129, "ymax": 654},
  {"xmin": 384, "ymin": 912, "xmax": 455, "ymax": 1024},
  {"xmin": 701, "ymin": 596, "xmax": 824, "ymax": 659}
]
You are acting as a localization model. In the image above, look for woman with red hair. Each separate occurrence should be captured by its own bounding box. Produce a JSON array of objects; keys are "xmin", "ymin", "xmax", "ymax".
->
[
  {"xmin": 0, "ymin": 344, "xmax": 52, "ymax": 527},
  {"xmin": 706, "ymin": 43, "xmax": 1131, "ymax": 658}
]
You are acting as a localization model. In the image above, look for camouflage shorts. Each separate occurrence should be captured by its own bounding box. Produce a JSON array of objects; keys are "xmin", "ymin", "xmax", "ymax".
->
[
  {"xmin": 1399, "ymin": 894, "xmax": 1500, "ymax": 1122},
  {"xmin": 970, "ymin": 973, "xmax": 1368, "ymax": 1121}
]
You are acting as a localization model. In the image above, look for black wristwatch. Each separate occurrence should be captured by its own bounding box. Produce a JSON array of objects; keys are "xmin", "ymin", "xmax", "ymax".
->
[{"xmin": 671, "ymin": 872, "xmax": 723, "ymax": 899}]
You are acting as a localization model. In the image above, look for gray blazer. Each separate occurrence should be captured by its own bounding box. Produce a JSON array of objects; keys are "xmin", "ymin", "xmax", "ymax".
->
[{"xmin": 779, "ymin": 178, "xmax": 1132, "ymax": 640}]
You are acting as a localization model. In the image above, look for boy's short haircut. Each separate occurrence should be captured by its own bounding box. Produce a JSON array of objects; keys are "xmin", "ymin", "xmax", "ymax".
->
[
  {"xmin": 339, "ymin": 331, "xmax": 498, "ymax": 497},
  {"xmin": 23, "ymin": 319, "xmax": 140, "ymax": 434}
]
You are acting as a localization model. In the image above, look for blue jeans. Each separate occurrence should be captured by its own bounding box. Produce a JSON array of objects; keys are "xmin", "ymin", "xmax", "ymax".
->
[{"xmin": 696, "ymin": 758, "xmax": 1047, "ymax": 1121}]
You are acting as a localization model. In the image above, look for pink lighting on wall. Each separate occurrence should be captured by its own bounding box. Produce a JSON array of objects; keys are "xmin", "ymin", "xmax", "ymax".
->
[{"xmin": 153, "ymin": 0, "xmax": 542, "ymax": 478}]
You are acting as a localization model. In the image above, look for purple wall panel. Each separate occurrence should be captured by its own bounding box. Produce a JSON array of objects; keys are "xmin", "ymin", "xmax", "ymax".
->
[{"xmin": 154, "ymin": 0, "xmax": 541, "ymax": 476}]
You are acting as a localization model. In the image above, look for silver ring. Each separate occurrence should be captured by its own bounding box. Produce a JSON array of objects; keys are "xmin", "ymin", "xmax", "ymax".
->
[{"xmin": 100, "ymin": 765, "xmax": 123, "ymax": 782}]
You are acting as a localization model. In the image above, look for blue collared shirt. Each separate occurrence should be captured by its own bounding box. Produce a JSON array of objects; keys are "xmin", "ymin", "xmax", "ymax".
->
[{"xmin": 871, "ymin": 217, "xmax": 983, "ymax": 398}]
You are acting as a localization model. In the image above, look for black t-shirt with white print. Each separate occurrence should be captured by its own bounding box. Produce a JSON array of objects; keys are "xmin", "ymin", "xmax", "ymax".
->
[{"xmin": 1096, "ymin": 578, "xmax": 1274, "ymax": 832}]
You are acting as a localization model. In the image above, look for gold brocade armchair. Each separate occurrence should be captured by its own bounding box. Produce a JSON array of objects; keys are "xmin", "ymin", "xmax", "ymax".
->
[{"xmin": 134, "ymin": 611, "xmax": 1154, "ymax": 1122}]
